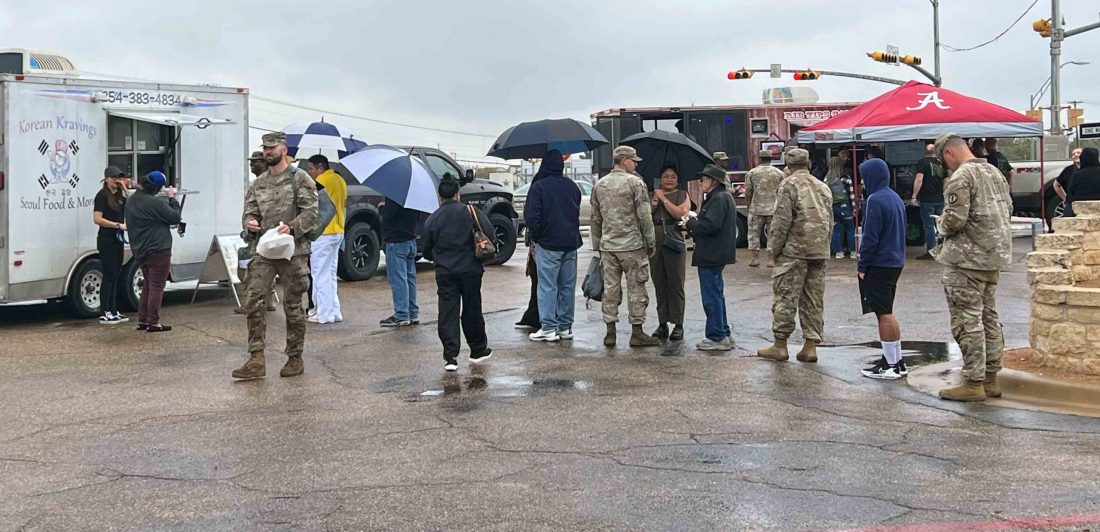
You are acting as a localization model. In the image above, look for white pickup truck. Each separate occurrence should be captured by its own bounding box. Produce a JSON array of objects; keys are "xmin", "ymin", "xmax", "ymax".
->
[{"xmin": 1010, "ymin": 159, "xmax": 1074, "ymax": 224}]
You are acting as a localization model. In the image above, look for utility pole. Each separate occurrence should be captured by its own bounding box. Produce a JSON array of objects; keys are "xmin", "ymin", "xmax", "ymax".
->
[
  {"xmin": 1050, "ymin": 0, "xmax": 1063, "ymax": 132},
  {"xmin": 932, "ymin": 0, "xmax": 942, "ymax": 86}
]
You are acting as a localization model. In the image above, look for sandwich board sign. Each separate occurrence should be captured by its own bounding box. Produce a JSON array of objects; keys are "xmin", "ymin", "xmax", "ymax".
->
[{"xmin": 190, "ymin": 234, "xmax": 247, "ymax": 306}]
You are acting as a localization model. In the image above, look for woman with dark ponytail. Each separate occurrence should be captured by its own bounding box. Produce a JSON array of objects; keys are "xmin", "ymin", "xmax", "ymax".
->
[{"xmin": 92, "ymin": 166, "xmax": 130, "ymax": 324}]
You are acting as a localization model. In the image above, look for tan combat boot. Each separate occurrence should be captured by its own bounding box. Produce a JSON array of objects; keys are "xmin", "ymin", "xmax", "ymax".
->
[
  {"xmin": 280, "ymin": 356, "xmax": 304, "ymax": 377},
  {"xmin": 796, "ymin": 340, "xmax": 819, "ymax": 363},
  {"xmin": 232, "ymin": 351, "xmax": 266, "ymax": 380},
  {"xmin": 983, "ymin": 372, "xmax": 1001, "ymax": 398},
  {"xmin": 603, "ymin": 323, "xmax": 616, "ymax": 347},
  {"xmin": 748, "ymin": 250, "xmax": 760, "ymax": 267},
  {"xmin": 939, "ymin": 380, "xmax": 987, "ymax": 402},
  {"xmin": 266, "ymin": 291, "xmax": 278, "ymax": 312},
  {"xmin": 630, "ymin": 324, "xmax": 662, "ymax": 347},
  {"xmin": 757, "ymin": 338, "xmax": 789, "ymax": 361},
  {"xmin": 766, "ymin": 253, "xmax": 775, "ymax": 268}
]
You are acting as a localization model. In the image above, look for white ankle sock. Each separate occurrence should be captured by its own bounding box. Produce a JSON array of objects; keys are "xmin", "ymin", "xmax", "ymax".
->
[{"xmin": 883, "ymin": 341, "xmax": 902, "ymax": 365}]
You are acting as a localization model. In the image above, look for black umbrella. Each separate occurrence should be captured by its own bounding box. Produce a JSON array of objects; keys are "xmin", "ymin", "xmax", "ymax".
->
[
  {"xmin": 621, "ymin": 130, "xmax": 713, "ymax": 185},
  {"xmin": 487, "ymin": 118, "xmax": 609, "ymax": 159}
]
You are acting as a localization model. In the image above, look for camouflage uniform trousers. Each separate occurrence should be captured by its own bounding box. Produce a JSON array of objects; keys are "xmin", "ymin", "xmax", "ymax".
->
[
  {"xmin": 943, "ymin": 267, "xmax": 1003, "ymax": 382},
  {"xmin": 771, "ymin": 256, "xmax": 826, "ymax": 342},
  {"xmin": 247, "ymin": 255, "xmax": 310, "ymax": 357},
  {"xmin": 748, "ymin": 214, "xmax": 772, "ymax": 251},
  {"xmin": 601, "ymin": 249, "xmax": 651, "ymax": 325}
]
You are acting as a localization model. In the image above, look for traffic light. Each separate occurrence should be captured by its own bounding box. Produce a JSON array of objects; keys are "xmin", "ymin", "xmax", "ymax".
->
[
  {"xmin": 868, "ymin": 51, "xmax": 898, "ymax": 64},
  {"xmin": 727, "ymin": 69, "xmax": 753, "ymax": 80},
  {"xmin": 1026, "ymin": 108, "xmax": 1043, "ymax": 121},
  {"xmin": 793, "ymin": 70, "xmax": 820, "ymax": 81},
  {"xmin": 1033, "ymin": 18, "xmax": 1052, "ymax": 37},
  {"xmin": 1069, "ymin": 108, "xmax": 1085, "ymax": 128},
  {"xmin": 901, "ymin": 55, "xmax": 922, "ymax": 66}
]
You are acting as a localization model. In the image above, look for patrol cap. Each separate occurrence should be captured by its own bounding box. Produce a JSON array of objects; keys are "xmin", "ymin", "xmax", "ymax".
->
[
  {"xmin": 758, "ymin": 149, "xmax": 774, "ymax": 160},
  {"xmin": 613, "ymin": 145, "xmax": 642, "ymax": 162},
  {"xmin": 248, "ymin": 150, "xmax": 264, "ymax": 161},
  {"xmin": 784, "ymin": 148, "xmax": 810, "ymax": 166},
  {"xmin": 261, "ymin": 131, "xmax": 288, "ymax": 147},
  {"xmin": 935, "ymin": 132, "xmax": 962, "ymax": 161},
  {"xmin": 712, "ymin": 151, "xmax": 730, "ymax": 161},
  {"xmin": 103, "ymin": 166, "xmax": 127, "ymax": 178}
]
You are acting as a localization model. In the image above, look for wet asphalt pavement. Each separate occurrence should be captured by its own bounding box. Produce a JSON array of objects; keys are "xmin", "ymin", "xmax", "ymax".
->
[{"xmin": 2, "ymin": 239, "xmax": 1099, "ymax": 531}]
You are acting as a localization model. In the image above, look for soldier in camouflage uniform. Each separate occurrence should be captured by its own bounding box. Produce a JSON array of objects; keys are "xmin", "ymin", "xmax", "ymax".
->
[
  {"xmin": 758, "ymin": 148, "xmax": 833, "ymax": 363},
  {"xmin": 232, "ymin": 132, "xmax": 319, "ymax": 381},
  {"xmin": 744, "ymin": 149, "xmax": 786, "ymax": 267},
  {"xmin": 933, "ymin": 133, "xmax": 1012, "ymax": 402},
  {"xmin": 591, "ymin": 146, "xmax": 661, "ymax": 348}
]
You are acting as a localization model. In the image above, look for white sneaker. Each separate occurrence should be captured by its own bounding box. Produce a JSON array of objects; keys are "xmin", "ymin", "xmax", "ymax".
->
[
  {"xmin": 557, "ymin": 329, "xmax": 574, "ymax": 340},
  {"xmin": 307, "ymin": 315, "xmax": 322, "ymax": 324},
  {"xmin": 444, "ymin": 362, "xmax": 459, "ymax": 372},
  {"xmin": 529, "ymin": 329, "xmax": 560, "ymax": 342},
  {"xmin": 98, "ymin": 313, "xmax": 120, "ymax": 325},
  {"xmin": 111, "ymin": 312, "xmax": 130, "ymax": 323},
  {"xmin": 834, "ymin": 253, "xmax": 844, "ymax": 259}
]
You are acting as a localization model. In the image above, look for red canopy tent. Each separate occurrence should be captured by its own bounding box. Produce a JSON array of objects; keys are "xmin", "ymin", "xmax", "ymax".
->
[
  {"xmin": 797, "ymin": 81, "xmax": 1042, "ymax": 143},
  {"xmin": 795, "ymin": 81, "xmax": 1046, "ymax": 241}
]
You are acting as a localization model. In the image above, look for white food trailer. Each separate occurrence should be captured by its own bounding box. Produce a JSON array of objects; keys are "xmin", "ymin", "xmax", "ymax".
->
[{"xmin": 0, "ymin": 49, "xmax": 249, "ymax": 317}]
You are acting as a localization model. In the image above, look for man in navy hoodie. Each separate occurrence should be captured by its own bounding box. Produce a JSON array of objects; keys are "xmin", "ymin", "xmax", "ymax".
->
[
  {"xmin": 856, "ymin": 159, "xmax": 908, "ymax": 380},
  {"xmin": 524, "ymin": 150, "xmax": 583, "ymax": 343}
]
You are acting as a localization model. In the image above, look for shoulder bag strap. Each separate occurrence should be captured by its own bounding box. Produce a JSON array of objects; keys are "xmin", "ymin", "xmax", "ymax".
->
[{"xmin": 468, "ymin": 205, "xmax": 484, "ymax": 232}]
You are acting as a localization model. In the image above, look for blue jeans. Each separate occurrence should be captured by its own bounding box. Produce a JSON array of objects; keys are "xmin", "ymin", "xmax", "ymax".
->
[
  {"xmin": 831, "ymin": 203, "xmax": 856, "ymax": 255},
  {"xmin": 698, "ymin": 266, "xmax": 730, "ymax": 342},
  {"xmin": 385, "ymin": 240, "xmax": 419, "ymax": 321},
  {"xmin": 535, "ymin": 245, "xmax": 578, "ymax": 332},
  {"xmin": 920, "ymin": 201, "xmax": 944, "ymax": 252}
]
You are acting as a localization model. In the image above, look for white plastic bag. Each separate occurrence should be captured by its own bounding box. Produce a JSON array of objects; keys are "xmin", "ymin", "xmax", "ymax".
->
[{"xmin": 256, "ymin": 226, "xmax": 295, "ymax": 260}]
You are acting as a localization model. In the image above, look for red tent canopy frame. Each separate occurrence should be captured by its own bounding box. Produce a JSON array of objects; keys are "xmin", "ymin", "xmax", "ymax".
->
[{"xmin": 795, "ymin": 81, "xmax": 1045, "ymax": 243}]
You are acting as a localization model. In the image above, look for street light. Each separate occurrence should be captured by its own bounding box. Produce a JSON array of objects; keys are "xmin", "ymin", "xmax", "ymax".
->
[{"xmin": 1029, "ymin": 60, "xmax": 1090, "ymax": 109}]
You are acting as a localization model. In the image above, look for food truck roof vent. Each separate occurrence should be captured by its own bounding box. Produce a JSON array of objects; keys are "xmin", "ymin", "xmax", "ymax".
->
[{"xmin": 0, "ymin": 49, "xmax": 78, "ymax": 76}]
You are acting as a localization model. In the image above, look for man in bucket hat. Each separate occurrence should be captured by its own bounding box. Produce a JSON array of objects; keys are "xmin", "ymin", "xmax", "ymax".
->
[
  {"xmin": 590, "ymin": 146, "xmax": 660, "ymax": 348},
  {"xmin": 682, "ymin": 164, "xmax": 737, "ymax": 351},
  {"xmin": 758, "ymin": 148, "xmax": 833, "ymax": 364}
]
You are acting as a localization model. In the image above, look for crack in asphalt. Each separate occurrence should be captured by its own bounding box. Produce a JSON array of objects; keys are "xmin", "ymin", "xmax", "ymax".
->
[{"xmin": 178, "ymin": 323, "xmax": 239, "ymax": 346}]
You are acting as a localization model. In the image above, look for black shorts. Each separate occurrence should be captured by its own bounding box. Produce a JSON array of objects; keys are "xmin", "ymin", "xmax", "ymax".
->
[{"xmin": 859, "ymin": 267, "xmax": 903, "ymax": 316}]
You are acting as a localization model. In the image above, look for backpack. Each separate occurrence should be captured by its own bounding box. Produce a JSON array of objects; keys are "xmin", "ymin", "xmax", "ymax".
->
[
  {"xmin": 290, "ymin": 169, "xmax": 337, "ymax": 241},
  {"xmin": 829, "ymin": 177, "xmax": 851, "ymax": 205}
]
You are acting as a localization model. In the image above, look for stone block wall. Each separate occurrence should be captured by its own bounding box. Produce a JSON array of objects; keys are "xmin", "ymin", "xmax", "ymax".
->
[{"xmin": 1027, "ymin": 200, "xmax": 1100, "ymax": 375}]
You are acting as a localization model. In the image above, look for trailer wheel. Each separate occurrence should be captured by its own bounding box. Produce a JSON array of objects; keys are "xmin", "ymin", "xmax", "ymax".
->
[
  {"xmin": 486, "ymin": 213, "xmax": 518, "ymax": 265},
  {"xmin": 339, "ymin": 221, "xmax": 380, "ymax": 281},
  {"xmin": 65, "ymin": 259, "xmax": 104, "ymax": 319},
  {"xmin": 735, "ymin": 214, "xmax": 748, "ymax": 248},
  {"xmin": 121, "ymin": 260, "xmax": 144, "ymax": 312}
]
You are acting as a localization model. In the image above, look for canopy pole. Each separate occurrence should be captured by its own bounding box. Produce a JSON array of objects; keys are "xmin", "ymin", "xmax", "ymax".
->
[{"xmin": 852, "ymin": 142, "xmax": 861, "ymax": 254}]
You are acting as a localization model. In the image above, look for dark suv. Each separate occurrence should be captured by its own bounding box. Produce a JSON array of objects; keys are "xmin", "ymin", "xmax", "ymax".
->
[{"xmin": 335, "ymin": 147, "xmax": 518, "ymax": 281}]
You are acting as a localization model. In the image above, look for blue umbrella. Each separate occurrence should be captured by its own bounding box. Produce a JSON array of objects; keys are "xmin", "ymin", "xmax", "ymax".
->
[
  {"xmin": 339, "ymin": 145, "xmax": 440, "ymax": 213},
  {"xmin": 487, "ymin": 118, "xmax": 608, "ymax": 159},
  {"xmin": 282, "ymin": 119, "xmax": 367, "ymax": 159}
]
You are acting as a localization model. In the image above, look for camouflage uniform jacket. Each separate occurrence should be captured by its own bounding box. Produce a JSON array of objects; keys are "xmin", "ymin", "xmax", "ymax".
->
[
  {"xmin": 770, "ymin": 169, "xmax": 833, "ymax": 260},
  {"xmin": 243, "ymin": 165, "xmax": 319, "ymax": 257},
  {"xmin": 933, "ymin": 159, "xmax": 1012, "ymax": 271},
  {"xmin": 744, "ymin": 163, "xmax": 785, "ymax": 215},
  {"xmin": 590, "ymin": 169, "xmax": 655, "ymax": 253}
]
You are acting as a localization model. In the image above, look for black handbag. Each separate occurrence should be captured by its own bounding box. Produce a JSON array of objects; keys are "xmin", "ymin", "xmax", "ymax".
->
[{"xmin": 660, "ymin": 209, "xmax": 686, "ymax": 254}]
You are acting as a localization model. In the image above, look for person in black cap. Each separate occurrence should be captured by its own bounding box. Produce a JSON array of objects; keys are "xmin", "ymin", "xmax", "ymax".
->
[{"xmin": 93, "ymin": 166, "xmax": 131, "ymax": 324}]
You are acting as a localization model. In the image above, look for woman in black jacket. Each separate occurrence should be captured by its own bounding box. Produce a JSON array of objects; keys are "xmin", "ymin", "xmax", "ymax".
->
[
  {"xmin": 683, "ymin": 164, "xmax": 737, "ymax": 352},
  {"xmin": 93, "ymin": 167, "xmax": 130, "ymax": 324},
  {"xmin": 1068, "ymin": 148, "xmax": 1100, "ymax": 214}
]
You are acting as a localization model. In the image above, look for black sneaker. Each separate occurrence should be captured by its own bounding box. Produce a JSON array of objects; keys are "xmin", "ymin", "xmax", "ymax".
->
[
  {"xmin": 896, "ymin": 358, "xmax": 909, "ymax": 376},
  {"xmin": 861, "ymin": 356, "xmax": 889, "ymax": 376},
  {"xmin": 444, "ymin": 360, "xmax": 459, "ymax": 372},
  {"xmin": 862, "ymin": 357, "xmax": 903, "ymax": 380},
  {"xmin": 470, "ymin": 348, "xmax": 493, "ymax": 364},
  {"xmin": 380, "ymin": 316, "xmax": 411, "ymax": 327}
]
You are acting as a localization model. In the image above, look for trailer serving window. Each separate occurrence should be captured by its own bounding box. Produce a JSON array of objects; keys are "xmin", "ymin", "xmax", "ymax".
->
[{"xmin": 106, "ymin": 110, "xmax": 234, "ymax": 187}]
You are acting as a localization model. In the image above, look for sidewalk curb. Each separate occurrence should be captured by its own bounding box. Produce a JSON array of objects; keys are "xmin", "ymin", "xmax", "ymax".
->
[{"xmin": 907, "ymin": 361, "xmax": 1100, "ymax": 418}]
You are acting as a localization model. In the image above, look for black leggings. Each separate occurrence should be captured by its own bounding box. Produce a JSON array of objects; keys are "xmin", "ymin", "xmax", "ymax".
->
[{"xmin": 99, "ymin": 239, "xmax": 124, "ymax": 314}]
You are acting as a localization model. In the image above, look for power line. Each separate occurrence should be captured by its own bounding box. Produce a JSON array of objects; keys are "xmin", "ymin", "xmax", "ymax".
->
[
  {"xmin": 251, "ymin": 95, "xmax": 494, "ymax": 139},
  {"xmin": 941, "ymin": 0, "xmax": 1039, "ymax": 52}
]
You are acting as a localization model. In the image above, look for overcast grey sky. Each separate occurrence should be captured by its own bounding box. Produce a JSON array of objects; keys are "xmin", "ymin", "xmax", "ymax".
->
[{"xmin": 2, "ymin": 0, "xmax": 1097, "ymax": 162}]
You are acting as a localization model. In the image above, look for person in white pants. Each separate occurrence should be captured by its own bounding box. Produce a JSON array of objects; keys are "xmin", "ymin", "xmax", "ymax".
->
[{"xmin": 306, "ymin": 155, "xmax": 347, "ymax": 324}]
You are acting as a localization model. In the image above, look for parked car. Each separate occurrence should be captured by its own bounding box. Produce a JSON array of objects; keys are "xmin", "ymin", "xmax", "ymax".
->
[
  {"xmin": 515, "ymin": 179, "xmax": 593, "ymax": 239},
  {"xmin": 333, "ymin": 147, "xmax": 518, "ymax": 281}
]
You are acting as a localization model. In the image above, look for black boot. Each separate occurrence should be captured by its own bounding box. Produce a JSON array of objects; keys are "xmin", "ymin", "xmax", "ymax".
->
[
  {"xmin": 651, "ymin": 323, "xmax": 669, "ymax": 339},
  {"xmin": 669, "ymin": 324, "xmax": 684, "ymax": 341}
]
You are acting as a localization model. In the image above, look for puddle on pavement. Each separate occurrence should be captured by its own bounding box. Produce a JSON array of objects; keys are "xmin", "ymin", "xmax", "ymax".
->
[
  {"xmin": 418, "ymin": 374, "xmax": 592, "ymax": 399},
  {"xmin": 852, "ymin": 340, "xmax": 962, "ymax": 365}
]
